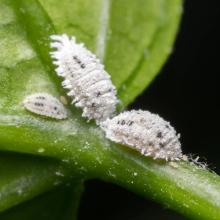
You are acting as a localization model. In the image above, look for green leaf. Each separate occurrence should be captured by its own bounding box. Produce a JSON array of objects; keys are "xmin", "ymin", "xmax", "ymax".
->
[
  {"xmin": 117, "ymin": 0, "xmax": 182, "ymax": 108},
  {"xmin": 0, "ymin": 0, "xmax": 59, "ymax": 114},
  {"xmin": 39, "ymin": 0, "xmax": 181, "ymax": 109},
  {"xmin": 0, "ymin": 184, "xmax": 83, "ymax": 220},
  {"xmin": 39, "ymin": 0, "xmax": 168, "ymax": 109},
  {"xmin": 0, "ymin": 151, "xmax": 71, "ymax": 212}
]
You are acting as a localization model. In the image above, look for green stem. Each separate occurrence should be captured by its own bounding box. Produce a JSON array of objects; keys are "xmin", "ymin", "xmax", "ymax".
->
[
  {"xmin": 0, "ymin": 151, "xmax": 72, "ymax": 212},
  {"xmin": 96, "ymin": 151, "xmax": 220, "ymax": 220},
  {"xmin": 61, "ymin": 184, "xmax": 84, "ymax": 220},
  {"xmin": 0, "ymin": 183, "xmax": 83, "ymax": 220},
  {"xmin": 0, "ymin": 114, "xmax": 220, "ymax": 219}
]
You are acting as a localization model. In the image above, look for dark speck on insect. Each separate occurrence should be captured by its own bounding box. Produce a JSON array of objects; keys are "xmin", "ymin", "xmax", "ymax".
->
[
  {"xmin": 160, "ymin": 143, "xmax": 165, "ymax": 148},
  {"xmin": 97, "ymin": 91, "xmax": 101, "ymax": 97},
  {"xmin": 35, "ymin": 103, "xmax": 44, "ymax": 107},
  {"xmin": 166, "ymin": 125, "xmax": 171, "ymax": 129},
  {"xmin": 157, "ymin": 132, "xmax": 162, "ymax": 138},
  {"xmin": 121, "ymin": 120, "xmax": 125, "ymax": 125},
  {"xmin": 128, "ymin": 121, "xmax": 134, "ymax": 126}
]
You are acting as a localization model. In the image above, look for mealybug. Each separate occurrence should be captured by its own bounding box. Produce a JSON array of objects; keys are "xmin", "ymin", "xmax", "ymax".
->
[
  {"xmin": 50, "ymin": 34, "xmax": 118, "ymax": 124},
  {"xmin": 100, "ymin": 110, "xmax": 182, "ymax": 161},
  {"xmin": 23, "ymin": 93, "xmax": 67, "ymax": 119}
]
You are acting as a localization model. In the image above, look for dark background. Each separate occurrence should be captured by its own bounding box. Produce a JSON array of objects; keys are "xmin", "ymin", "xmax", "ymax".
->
[{"xmin": 79, "ymin": 1, "xmax": 220, "ymax": 220}]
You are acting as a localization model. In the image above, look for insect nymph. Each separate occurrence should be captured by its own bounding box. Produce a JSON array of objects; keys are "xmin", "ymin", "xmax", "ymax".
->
[
  {"xmin": 23, "ymin": 93, "xmax": 67, "ymax": 119},
  {"xmin": 50, "ymin": 34, "xmax": 118, "ymax": 124},
  {"xmin": 100, "ymin": 110, "xmax": 182, "ymax": 161}
]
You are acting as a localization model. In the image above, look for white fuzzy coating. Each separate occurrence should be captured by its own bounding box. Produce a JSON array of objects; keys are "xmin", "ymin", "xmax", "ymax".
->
[
  {"xmin": 50, "ymin": 34, "xmax": 118, "ymax": 124},
  {"xmin": 23, "ymin": 93, "xmax": 67, "ymax": 119},
  {"xmin": 100, "ymin": 110, "xmax": 182, "ymax": 161}
]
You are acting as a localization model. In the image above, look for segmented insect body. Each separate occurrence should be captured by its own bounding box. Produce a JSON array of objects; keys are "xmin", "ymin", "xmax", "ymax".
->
[
  {"xmin": 100, "ymin": 110, "xmax": 182, "ymax": 161},
  {"xmin": 50, "ymin": 34, "xmax": 118, "ymax": 124},
  {"xmin": 23, "ymin": 93, "xmax": 67, "ymax": 119}
]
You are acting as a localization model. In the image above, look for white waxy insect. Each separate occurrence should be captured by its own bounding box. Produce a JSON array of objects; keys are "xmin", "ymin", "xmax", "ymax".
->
[
  {"xmin": 23, "ymin": 93, "xmax": 67, "ymax": 119},
  {"xmin": 100, "ymin": 110, "xmax": 182, "ymax": 161},
  {"xmin": 50, "ymin": 34, "xmax": 118, "ymax": 125}
]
